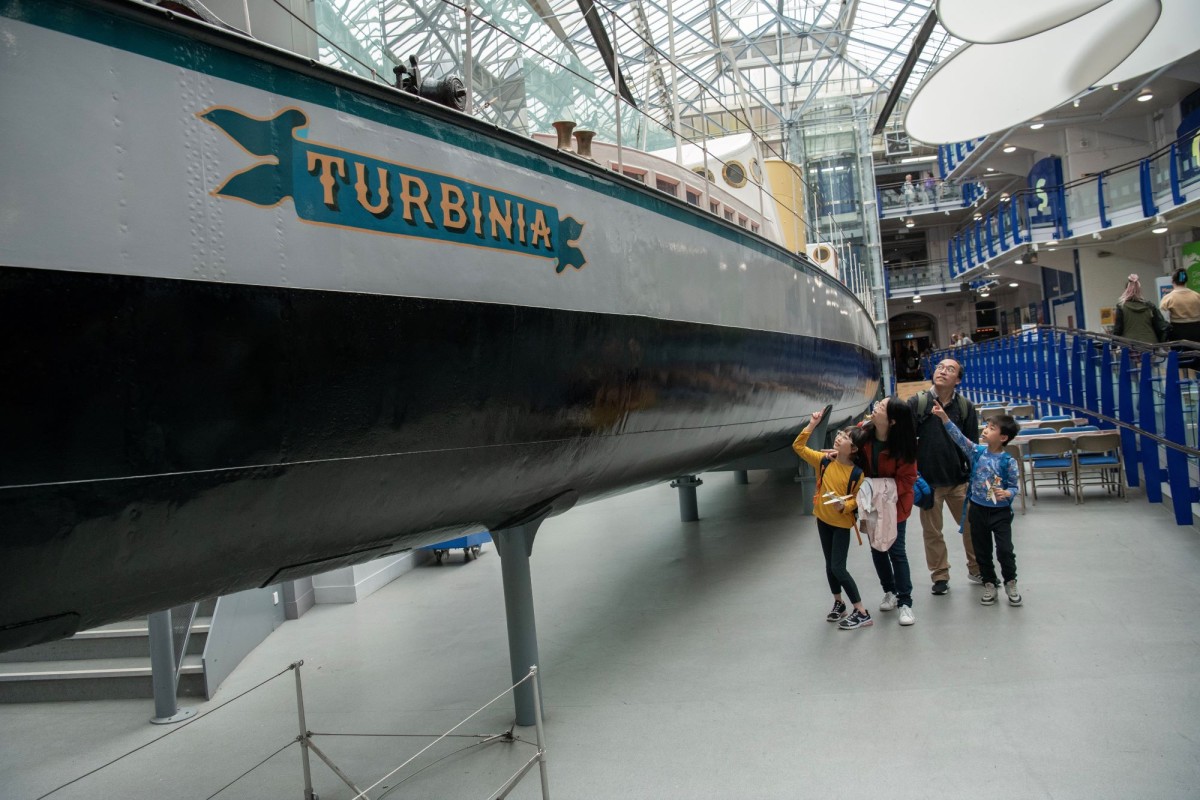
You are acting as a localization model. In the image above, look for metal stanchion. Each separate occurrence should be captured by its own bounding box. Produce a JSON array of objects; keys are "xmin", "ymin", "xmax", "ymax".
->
[
  {"xmin": 529, "ymin": 666, "xmax": 550, "ymax": 799},
  {"xmin": 293, "ymin": 661, "xmax": 317, "ymax": 800}
]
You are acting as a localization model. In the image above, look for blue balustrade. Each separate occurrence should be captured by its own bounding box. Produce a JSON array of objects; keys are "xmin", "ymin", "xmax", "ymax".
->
[{"xmin": 930, "ymin": 327, "xmax": 1200, "ymax": 523}]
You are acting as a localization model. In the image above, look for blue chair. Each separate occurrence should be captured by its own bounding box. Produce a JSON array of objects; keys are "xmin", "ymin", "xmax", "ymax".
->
[
  {"xmin": 1026, "ymin": 434, "xmax": 1075, "ymax": 502},
  {"xmin": 1060, "ymin": 425, "xmax": 1099, "ymax": 434},
  {"xmin": 1073, "ymin": 432, "xmax": 1126, "ymax": 503}
]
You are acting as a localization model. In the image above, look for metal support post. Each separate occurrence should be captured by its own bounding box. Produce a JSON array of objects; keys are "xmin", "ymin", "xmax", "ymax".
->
[
  {"xmin": 148, "ymin": 609, "xmax": 194, "ymax": 724},
  {"xmin": 493, "ymin": 520, "xmax": 546, "ymax": 726},
  {"xmin": 530, "ymin": 665, "xmax": 551, "ymax": 798},
  {"xmin": 1162, "ymin": 352, "xmax": 1194, "ymax": 525},
  {"xmin": 293, "ymin": 661, "xmax": 317, "ymax": 800},
  {"xmin": 733, "ymin": 470, "xmax": 749, "ymax": 485},
  {"xmin": 669, "ymin": 475, "xmax": 702, "ymax": 521},
  {"xmin": 1138, "ymin": 351, "xmax": 1164, "ymax": 502}
]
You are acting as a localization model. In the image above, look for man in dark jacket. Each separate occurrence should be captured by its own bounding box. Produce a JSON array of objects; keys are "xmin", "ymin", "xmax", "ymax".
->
[{"xmin": 908, "ymin": 357, "xmax": 981, "ymax": 595}]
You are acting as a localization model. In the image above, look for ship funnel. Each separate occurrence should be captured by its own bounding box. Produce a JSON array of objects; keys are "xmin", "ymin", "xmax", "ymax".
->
[
  {"xmin": 574, "ymin": 129, "xmax": 596, "ymax": 159},
  {"xmin": 552, "ymin": 120, "xmax": 576, "ymax": 151}
]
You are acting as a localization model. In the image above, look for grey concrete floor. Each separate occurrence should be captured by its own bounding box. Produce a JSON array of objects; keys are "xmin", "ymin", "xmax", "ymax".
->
[{"xmin": 4, "ymin": 472, "xmax": 1200, "ymax": 799}]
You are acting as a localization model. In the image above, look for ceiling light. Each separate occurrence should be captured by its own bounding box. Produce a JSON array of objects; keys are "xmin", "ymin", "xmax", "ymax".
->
[
  {"xmin": 905, "ymin": 218, "xmax": 915, "ymax": 228},
  {"xmin": 1000, "ymin": 192, "xmax": 1010, "ymax": 201},
  {"xmin": 1003, "ymin": 145, "xmax": 1017, "ymax": 153},
  {"xmin": 1153, "ymin": 225, "xmax": 1169, "ymax": 234},
  {"xmin": 899, "ymin": 155, "xmax": 939, "ymax": 164},
  {"xmin": 973, "ymin": 212, "xmax": 983, "ymax": 220},
  {"xmin": 1137, "ymin": 90, "xmax": 1154, "ymax": 102},
  {"xmin": 1015, "ymin": 256, "xmax": 1024, "ymax": 265},
  {"xmin": 1112, "ymin": 83, "xmax": 1121, "ymax": 91},
  {"xmin": 980, "ymin": 291, "xmax": 990, "ymax": 297},
  {"xmin": 1009, "ymin": 281, "xmax": 1020, "ymax": 287},
  {"xmin": 1073, "ymin": 99, "xmax": 1081, "ymax": 108},
  {"xmin": 1030, "ymin": 122, "xmax": 1045, "ymax": 130},
  {"xmin": 1048, "ymin": 247, "xmax": 1057, "ymax": 251},
  {"xmin": 1045, "ymin": 239, "xmax": 1057, "ymax": 245},
  {"xmin": 986, "ymin": 167, "xmax": 996, "ymax": 172},
  {"xmin": 912, "ymin": 296, "xmax": 921, "ymax": 304}
]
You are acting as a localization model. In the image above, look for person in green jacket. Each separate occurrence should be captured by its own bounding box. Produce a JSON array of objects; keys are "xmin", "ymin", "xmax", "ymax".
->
[{"xmin": 1113, "ymin": 273, "xmax": 1167, "ymax": 344}]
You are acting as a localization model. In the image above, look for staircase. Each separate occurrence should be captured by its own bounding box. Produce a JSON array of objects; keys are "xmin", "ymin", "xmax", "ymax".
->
[{"xmin": 0, "ymin": 601, "xmax": 213, "ymax": 703}]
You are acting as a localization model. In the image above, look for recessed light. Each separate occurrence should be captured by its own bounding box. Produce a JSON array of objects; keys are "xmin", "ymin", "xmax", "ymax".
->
[
  {"xmin": 986, "ymin": 167, "xmax": 996, "ymax": 172},
  {"xmin": 973, "ymin": 213, "xmax": 982, "ymax": 220},
  {"xmin": 1030, "ymin": 122, "xmax": 1044, "ymax": 130},
  {"xmin": 1153, "ymin": 226, "xmax": 1169, "ymax": 234},
  {"xmin": 1002, "ymin": 145, "xmax": 1017, "ymax": 153},
  {"xmin": 912, "ymin": 295, "xmax": 922, "ymax": 303},
  {"xmin": 1009, "ymin": 282, "xmax": 1019, "ymax": 287},
  {"xmin": 905, "ymin": 218, "xmax": 915, "ymax": 228},
  {"xmin": 1015, "ymin": 257, "xmax": 1023, "ymax": 265},
  {"xmin": 1137, "ymin": 92, "xmax": 1153, "ymax": 102},
  {"xmin": 1045, "ymin": 239, "xmax": 1057, "ymax": 245}
]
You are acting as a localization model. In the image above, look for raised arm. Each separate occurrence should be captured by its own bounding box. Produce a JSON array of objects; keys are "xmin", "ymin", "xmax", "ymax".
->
[
  {"xmin": 791, "ymin": 409, "xmax": 827, "ymax": 469},
  {"xmin": 930, "ymin": 399, "xmax": 975, "ymax": 459}
]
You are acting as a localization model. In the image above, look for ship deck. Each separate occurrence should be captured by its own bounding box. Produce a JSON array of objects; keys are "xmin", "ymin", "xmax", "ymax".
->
[{"xmin": 4, "ymin": 473, "xmax": 1199, "ymax": 799}]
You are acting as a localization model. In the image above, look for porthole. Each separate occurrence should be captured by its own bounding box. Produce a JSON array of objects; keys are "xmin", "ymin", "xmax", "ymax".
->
[
  {"xmin": 692, "ymin": 166, "xmax": 715, "ymax": 182},
  {"xmin": 749, "ymin": 158, "xmax": 763, "ymax": 183},
  {"xmin": 723, "ymin": 160, "xmax": 747, "ymax": 188}
]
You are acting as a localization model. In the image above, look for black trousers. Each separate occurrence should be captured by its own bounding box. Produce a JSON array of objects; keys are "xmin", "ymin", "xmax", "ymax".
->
[
  {"xmin": 817, "ymin": 519, "xmax": 861, "ymax": 604},
  {"xmin": 967, "ymin": 501, "xmax": 1017, "ymax": 585}
]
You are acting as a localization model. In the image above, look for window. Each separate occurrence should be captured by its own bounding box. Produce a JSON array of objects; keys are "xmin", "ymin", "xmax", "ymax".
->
[
  {"xmin": 737, "ymin": 215, "xmax": 748, "ymax": 228},
  {"xmin": 686, "ymin": 187, "xmax": 702, "ymax": 206},
  {"xmin": 655, "ymin": 176, "xmax": 679, "ymax": 197},
  {"xmin": 613, "ymin": 163, "xmax": 646, "ymax": 183},
  {"xmin": 723, "ymin": 160, "xmax": 747, "ymax": 188},
  {"xmin": 692, "ymin": 166, "xmax": 715, "ymax": 182},
  {"xmin": 750, "ymin": 222, "xmax": 759, "ymax": 234},
  {"xmin": 710, "ymin": 200, "xmax": 721, "ymax": 215},
  {"xmin": 724, "ymin": 208, "xmax": 735, "ymax": 221}
]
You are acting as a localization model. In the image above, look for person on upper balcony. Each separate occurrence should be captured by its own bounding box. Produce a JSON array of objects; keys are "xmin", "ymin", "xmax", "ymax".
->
[
  {"xmin": 1112, "ymin": 273, "xmax": 1167, "ymax": 344},
  {"xmin": 1160, "ymin": 268, "xmax": 1200, "ymax": 343}
]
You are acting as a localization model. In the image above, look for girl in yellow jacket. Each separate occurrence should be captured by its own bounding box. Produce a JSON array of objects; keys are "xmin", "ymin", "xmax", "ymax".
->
[{"xmin": 793, "ymin": 409, "xmax": 873, "ymax": 630}]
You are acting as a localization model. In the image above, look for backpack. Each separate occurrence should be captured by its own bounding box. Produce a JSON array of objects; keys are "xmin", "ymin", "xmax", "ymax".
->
[
  {"xmin": 912, "ymin": 472, "xmax": 934, "ymax": 510},
  {"xmin": 956, "ymin": 449, "xmax": 1017, "ymax": 530},
  {"xmin": 816, "ymin": 457, "xmax": 864, "ymax": 510},
  {"xmin": 915, "ymin": 390, "xmax": 970, "ymax": 424},
  {"xmin": 816, "ymin": 457, "xmax": 865, "ymax": 545}
]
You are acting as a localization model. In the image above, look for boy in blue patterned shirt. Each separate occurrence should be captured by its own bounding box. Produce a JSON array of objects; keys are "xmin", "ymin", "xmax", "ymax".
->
[{"xmin": 930, "ymin": 403, "xmax": 1023, "ymax": 606}]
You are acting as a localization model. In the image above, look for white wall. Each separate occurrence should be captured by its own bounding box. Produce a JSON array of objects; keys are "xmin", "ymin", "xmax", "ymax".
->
[{"xmin": 1075, "ymin": 241, "xmax": 1165, "ymax": 333}]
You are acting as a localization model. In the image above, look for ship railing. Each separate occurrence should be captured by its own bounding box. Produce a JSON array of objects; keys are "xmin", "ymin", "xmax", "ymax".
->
[{"xmin": 934, "ymin": 325, "xmax": 1200, "ymax": 526}]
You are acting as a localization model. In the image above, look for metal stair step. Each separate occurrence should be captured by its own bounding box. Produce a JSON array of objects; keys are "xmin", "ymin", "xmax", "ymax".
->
[
  {"xmin": 0, "ymin": 656, "xmax": 205, "ymax": 703},
  {"xmin": 0, "ymin": 655, "xmax": 203, "ymax": 682}
]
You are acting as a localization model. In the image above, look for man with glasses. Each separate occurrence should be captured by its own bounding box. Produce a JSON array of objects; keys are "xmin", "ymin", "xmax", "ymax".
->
[{"xmin": 908, "ymin": 358, "xmax": 982, "ymax": 595}]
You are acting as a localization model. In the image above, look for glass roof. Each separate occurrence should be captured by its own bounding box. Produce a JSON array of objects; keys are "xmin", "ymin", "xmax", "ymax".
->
[{"xmin": 314, "ymin": 0, "xmax": 962, "ymax": 152}]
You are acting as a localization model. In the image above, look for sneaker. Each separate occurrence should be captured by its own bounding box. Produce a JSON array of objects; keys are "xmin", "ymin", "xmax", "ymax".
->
[
  {"xmin": 931, "ymin": 580, "xmax": 950, "ymax": 595},
  {"xmin": 880, "ymin": 592, "xmax": 898, "ymax": 612},
  {"xmin": 825, "ymin": 599, "xmax": 847, "ymax": 622},
  {"xmin": 968, "ymin": 573, "xmax": 984, "ymax": 585},
  {"xmin": 898, "ymin": 606, "xmax": 916, "ymax": 626},
  {"xmin": 981, "ymin": 583, "xmax": 997, "ymax": 605},
  {"xmin": 838, "ymin": 609, "xmax": 874, "ymax": 630},
  {"xmin": 1005, "ymin": 580, "xmax": 1023, "ymax": 606}
]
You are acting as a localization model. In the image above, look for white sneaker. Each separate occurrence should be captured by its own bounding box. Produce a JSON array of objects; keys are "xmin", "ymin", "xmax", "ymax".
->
[
  {"xmin": 898, "ymin": 606, "xmax": 915, "ymax": 626},
  {"xmin": 880, "ymin": 592, "xmax": 898, "ymax": 612}
]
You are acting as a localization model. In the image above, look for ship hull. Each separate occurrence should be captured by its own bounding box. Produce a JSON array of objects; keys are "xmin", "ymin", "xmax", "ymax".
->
[{"xmin": 0, "ymin": 0, "xmax": 879, "ymax": 648}]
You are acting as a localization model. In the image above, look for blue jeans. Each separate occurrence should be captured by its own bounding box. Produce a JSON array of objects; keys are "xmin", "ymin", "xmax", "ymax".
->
[{"xmin": 871, "ymin": 519, "xmax": 912, "ymax": 607}]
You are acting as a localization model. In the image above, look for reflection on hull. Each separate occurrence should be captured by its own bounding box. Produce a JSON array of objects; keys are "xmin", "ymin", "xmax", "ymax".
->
[{"xmin": 0, "ymin": 267, "xmax": 877, "ymax": 648}]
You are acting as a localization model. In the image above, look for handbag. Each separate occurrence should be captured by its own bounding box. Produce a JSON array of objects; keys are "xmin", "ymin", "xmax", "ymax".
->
[{"xmin": 912, "ymin": 472, "xmax": 934, "ymax": 510}]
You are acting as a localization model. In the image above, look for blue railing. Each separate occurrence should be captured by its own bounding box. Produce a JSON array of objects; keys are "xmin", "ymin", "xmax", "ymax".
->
[
  {"xmin": 946, "ymin": 130, "xmax": 1199, "ymax": 278},
  {"xmin": 877, "ymin": 178, "xmax": 985, "ymax": 218},
  {"xmin": 934, "ymin": 326, "xmax": 1200, "ymax": 525}
]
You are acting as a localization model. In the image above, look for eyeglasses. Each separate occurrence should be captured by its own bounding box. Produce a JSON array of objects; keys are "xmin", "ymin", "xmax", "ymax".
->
[{"xmin": 934, "ymin": 364, "xmax": 958, "ymax": 374}]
